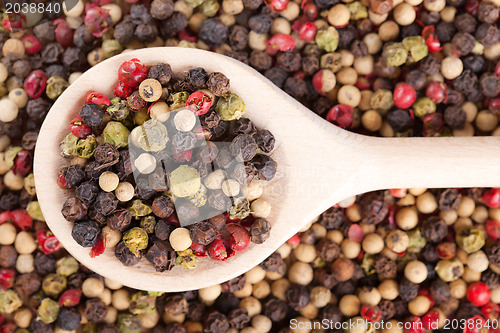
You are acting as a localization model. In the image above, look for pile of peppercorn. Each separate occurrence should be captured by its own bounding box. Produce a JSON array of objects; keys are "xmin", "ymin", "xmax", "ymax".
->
[{"xmin": 58, "ymin": 58, "xmax": 277, "ymax": 271}]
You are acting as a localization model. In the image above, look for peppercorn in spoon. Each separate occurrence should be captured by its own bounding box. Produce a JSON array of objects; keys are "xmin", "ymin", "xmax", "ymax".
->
[{"xmin": 34, "ymin": 47, "xmax": 500, "ymax": 292}]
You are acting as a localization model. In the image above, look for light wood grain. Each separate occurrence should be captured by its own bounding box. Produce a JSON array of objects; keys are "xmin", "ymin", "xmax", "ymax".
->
[{"xmin": 34, "ymin": 47, "xmax": 500, "ymax": 292}]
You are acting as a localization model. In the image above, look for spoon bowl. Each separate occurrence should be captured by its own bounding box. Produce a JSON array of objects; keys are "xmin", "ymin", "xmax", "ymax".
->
[{"xmin": 34, "ymin": 47, "xmax": 500, "ymax": 291}]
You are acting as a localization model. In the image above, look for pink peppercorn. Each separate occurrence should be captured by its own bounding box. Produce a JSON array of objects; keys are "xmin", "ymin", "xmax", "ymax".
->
[
  {"xmin": 465, "ymin": 0, "xmax": 479, "ymax": 15},
  {"xmin": 85, "ymin": 92, "xmax": 110, "ymax": 108},
  {"xmin": 467, "ymin": 282, "xmax": 491, "ymax": 307},
  {"xmin": 481, "ymin": 302, "xmax": 500, "ymax": 320},
  {"xmin": 287, "ymin": 233, "xmax": 300, "ymax": 246},
  {"xmin": 22, "ymin": 35, "xmax": 42, "ymax": 54},
  {"xmin": 84, "ymin": 4, "xmax": 112, "ymax": 38},
  {"xmin": 37, "ymin": 230, "xmax": 61, "ymax": 254},
  {"xmin": 207, "ymin": 238, "xmax": 229, "ymax": 261},
  {"xmin": 10, "ymin": 209, "xmax": 32, "ymax": 231},
  {"xmin": 89, "ymin": 235, "xmax": 106, "ymax": 258},
  {"xmin": 326, "ymin": 104, "xmax": 353, "ymax": 128},
  {"xmin": 2, "ymin": 13, "xmax": 26, "ymax": 33},
  {"xmin": 0, "ymin": 269, "xmax": 15, "ymax": 291},
  {"xmin": 302, "ymin": 2, "xmax": 318, "ymax": 19},
  {"xmin": 489, "ymin": 98, "xmax": 500, "ymax": 115},
  {"xmin": 393, "ymin": 83, "xmax": 417, "ymax": 109},
  {"xmin": 463, "ymin": 315, "xmax": 487, "ymax": 333},
  {"xmin": 266, "ymin": 34, "xmax": 295, "ymax": 56},
  {"xmin": 179, "ymin": 29, "xmax": 197, "ymax": 43},
  {"xmin": 226, "ymin": 224, "xmax": 250, "ymax": 251},
  {"xmin": 53, "ymin": 18, "xmax": 73, "ymax": 47},
  {"xmin": 404, "ymin": 316, "xmax": 425, "ymax": 333},
  {"xmin": 426, "ymin": 82, "xmax": 448, "ymax": 104},
  {"xmin": 58, "ymin": 289, "xmax": 82, "ymax": 307},
  {"xmin": 422, "ymin": 113, "xmax": 444, "ymax": 137},
  {"xmin": 299, "ymin": 22, "xmax": 317, "ymax": 43},
  {"xmin": 422, "ymin": 310, "xmax": 440, "ymax": 330},
  {"xmin": 13, "ymin": 150, "xmax": 32, "ymax": 177},
  {"xmin": 482, "ymin": 188, "xmax": 500, "ymax": 208},
  {"xmin": 113, "ymin": 81, "xmax": 134, "ymax": 99},
  {"xmin": 486, "ymin": 219, "xmax": 500, "ymax": 240},
  {"xmin": 118, "ymin": 58, "xmax": 148, "ymax": 88},
  {"xmin": 264, "ymin": 0, "xmax": 289, "ymax": 12},
  {"xmin": 389, "ymin": 188, "xmax": 407, "ymax": 198},
  {"xmin": 190, "ymin": 242, "xmax": 207, "ymax": 257},
  {"xmin": 348, "ymin": 224, "xmax": 364, "ymax": 242},
  {"xmin": 495, "ymin": 61, "xmax": 500, "ymax": 79},
  {"xmin": 24, "ymin": 70, "xmax": 48, "ymax": 99}
]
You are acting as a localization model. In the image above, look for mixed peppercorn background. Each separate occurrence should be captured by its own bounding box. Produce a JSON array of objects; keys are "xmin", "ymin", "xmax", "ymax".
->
[{"xmin": 0, "ymin": 0, "xmax": 499, "ymax": 332}]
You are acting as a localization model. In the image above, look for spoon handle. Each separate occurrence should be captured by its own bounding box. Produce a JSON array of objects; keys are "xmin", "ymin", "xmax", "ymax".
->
[{"xmin": 355, "ymin": 136, "xmax": 500, "ymax": 192}]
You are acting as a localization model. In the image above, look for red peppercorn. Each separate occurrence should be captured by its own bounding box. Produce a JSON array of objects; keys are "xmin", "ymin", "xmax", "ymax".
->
[
  {"xmin": 426, "ymin": 82, "xmax": 448, "ymax": 104},
  {"xmin": 0, "ymin": 269, "xmax": 15, "ymax": 291},
  {"xmin": 12, "ymin": 150, "xmax": 32, "ymax": 177},
  {"xmin": 298, "ymin": 22, "xmax": 317, "ymax": 43},
  {"xmin": 53, "ymin": 18, "xmax": 73, "ymax": 47},
  {"xmin": 113, "ymin": 81, "xmax": 134, "ymax": 99},
  {"xmin": 59, "ymin": 289, "xmax": 83, "ymax": 307},
  {"xmin": 70, "ymin": 116, "xmax": 92, "ymax": 139},
  {"xmin": 482, "ymin": 189, "xmax": 500, "ymax": 208},
  {"xmin": 361, "ymin": 305, "xmax": 382, "ymax": 322},
  {"xmin": 422, "ymin": 113, "xmax": 444, "ymax": 137},
  {"xmin": 118, "ymin": 58, "xmax": 148, "ymax": 88},
  {"xmin": 465, "ymin": 0, "xmax": 479, "ymax": 15},
  {"xmin": 266, "ymin": 34, "xmax": 295, "ymax": 56},
  {"xmin": 418, "ymin": 288, "xmax": 435, "ymax": 307},
  {"xmin": 24, "ymin": 70, "xmax": 48, "ymax": 99},
  {"xmin": 226, "ymin": 224, "xmax": 250, "ymax": 251},
  {"xmin": 463, "ymin": 315, "xmax": 487, "ymax": 333},
  {"xmin": 10, "ymin": 209, "xmax": 32, "ymax": 231},
  {"xmin": 482, "ymin": 302, "xmax": 500, "ymax": 320},
  {"xmin": 389, "ymin": 188, "xmax": 407, "ymax": 198},
  {"xmin": 422, "ymin": 310, "xmax": 440, "ymax": 330},
  {"xmin": 264, "ymin": 0, "xmax": 289, "ymax": 12},
  {"xmin": 85, "ymin": 92, "xmax": 111, "ymax": 108},
  {"xmin": 326, "ymin": 104, "xmax": 353, "ymax": 128},
  {"xmin": 22, "ymin": 34, "xmax": 42, "ymax": 54},
  {"xmin": 489, "ymin": 99, "xmax": 500, "ymax": 115},
  {"xmin": 468, "ymin": 282, "xmax": 491, "ymax": 307},
  {"xmin": 190, "ymin": 242, "xmax": 207, "ymax": 257},
  {"xmin": 355, "ymin": 76, "xmax": 371, "ymax": 90},
  {"xmin": 166, "ymin": 214, "xmax": 180, "ymax": 226},
  {"xmin": 486, "ymin": 219, "xmax": 500, "ymax": 240},
  {"xmin": 90, "ymin": 235, "xmax": 106, "ymax": 258},
  {"xmin": 207, "ymin": 238, "xmax": 229, "ymax": 261},
  {"xmin": 0, "ymin": 212, "xmax": 11, "ymax": 225},
  {"xmin": 287, "ymin": 233, "xmax": 300, "ymax": 246},
  {"xmin": 302, "ymin": 2, "xmax": 318, "ymax": 19},
  {"xmin": 404, "ymin": 316, "xmax": 425, "ymax": 333},
  {"xmin": 348, "ymin": 224, "xmax": 364, "ymax": 242},
  {"xmin": 393, "ymin": 83, "xmax": 417, "ymax": 109},
  {"xmin": 2, "ymin": 13, "xmax": 26, "ymax": 33},
  {"xmin": 84, "ymin": 4, "xmax": 112, "ymax": 38},
  {"xmin": 36, "ymin": 230, "xmax": 61, "ymax": 254},
  {"xmin": 422, "ymin": 26, "xmax": 442, "ymax": 52},
  {"xmin": 436, "ymin": 241, "xmax": 456, "ymax": 259},
  {"xmin": 186, "ymin": 91, "xmax": 214, "ymax": 116},
  {"xmin": 495, "ymin": 61, "xmax": 500, "ymax": 79}
]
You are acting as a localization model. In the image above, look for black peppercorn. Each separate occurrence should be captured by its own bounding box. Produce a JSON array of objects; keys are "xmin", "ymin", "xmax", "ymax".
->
[
  {"xmin": 27, "ymin": 98, "xmax": 52, "ymax": 123},
  {"xmin": 405, "ymin": 69, "xmax": 427, "ymax": 91},
  {"xmin": 204, "ymin": 311, "xmax": 230, "ymax": 333},
  {"xmin": 436, "ymin": 21, "xmax": 456, "ymax": 43},
  {"xmin": 228, "ymin": 308, "xmax": 250, "ymax": 329},
  {"xmin": 399, "ymin": 277, "xmax": 419, "ymax": 301},
  {"xmin": 60, "ymin": 165, "xmax": 85, "ymax": 188},
  {"xmin": 84, "ymin": 298, "xmax": 108, "ymax": 322},
  {"xmin": 76, "ymin": 181, "xmax": 100, "ymax": 206},
  {"xmin": 115, "ymin": 241, "xmax": 142, "ymax": 266},
  {"xmin": 374, "ymin": 255, "xmax": 397, "ymax": 279},
  {"xmin": 430, "ymin": 279, "xmax": 451, "ymax": 304},
  {"xmin": 62, "ymin": 197, "xmax": 88, "ymax": 222},
  {"xmin": 190, "ymin": 221, "xmax": 217, "ymax": 245},
  {"xmin": 452, "ymin": 32, "xmax": 476, "ymax": 56},
  {"xmin": 287, "ymin": 284, "xmax": 310, "ymax": 311},
  {"xmin": 379, "ymin": 300, "xmax": 396, "ymax": 320},
  {"xmin": 439, "ymin": 188, "xmax": 462, "ymax": 211},
  {"xmin": 277, "ymin": 50, "xmax": 301, "ymax": 72},
  {"xmin": 444, "ymin": 106, "xmax": 467, "ymax": 130},
  {"xmin": 475, "ymin": 23, "xmax": 500, "ymax": 48},
  {"xmin": 249, "ymin": 50, "xmax": 273, "ymax": 71},
  {"xmin": 114, "ymin": 19, "xmax": 136, "ymax": 45},
  {"xmin": 454, "ymin": 13, "xmax": 477, "ymax": 33},
  {"xmin": 57, "ymin": 308, "xmax": 81, "ymax": 331},
  {"xmin": 228, "ymin": 25, "xmax": 249, "ymax": 51},
  {"xmin": 478, "ymin": 0, "xmax": 499, "ymax": 23},
  {"xmin": 150, "ymin": 0, "xmax": 174, "ymax": 20},
  {"xmin": 199, "ymin": 19, "xmax": 229, "ymax": 47},
  {"xmin": 159, "ymin": 12, "xmax": 188, "ymax": 38},
  {"xmin": 351, "ymin": 40, "xmax": 369, "ymax": 57},
  {"xmin": 80, "ymin": 103, "xmax": 104, "ymax": 127},
  {"xmin": 207, "ymin": 72, "xmax": 230, "ymax": 96},
  {"xmin": 107, "ymin": 209, "xmax": 132, "ymax": 232},
  {"xmin": 71, "ymin": 220, "xmax": 100, "ymax": 247},
  {"xmin": 480, "ymin": 73, "xmax": 500, "ymax": 97},
  {"xmin": 148, "ymin": 63, "xmax": 173, "ymax": 85},
  {"xmin": 250, "ymin": 218, "xmax": 271, "ymax": 244},
  {"xmin": 359, "ymin": 192, "xmax": 389, "ymax": 225},
  {"xmin": 146, "ymin": 240, "xmax": 177, "ymax": 272},
  {"xmin": 33, "ymin": 252, "xmax": 55, "ymax": 274},
  {"xmin": 264, "ymin": 67, "xmax": 288, "ymax": 88},
  {"xmin": 94, "ymin": 192, "xmax": 119, "ymax": 216},
  {"xmin": 337, "ymin": 25, "xmax": 357, "ymax": 49}
]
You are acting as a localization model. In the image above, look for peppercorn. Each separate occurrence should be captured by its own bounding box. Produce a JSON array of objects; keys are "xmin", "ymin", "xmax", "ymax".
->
[
  {"xmin": 480, "ymin": 73, "xmax": 500, "ymax": 97},
  {"xmin": 72, "ymin": 220, "xmax": 100, "ymax": 247},
  {"xmin": 146, "ymin": 240, "xmax": 177, "ymax": 272},
  {"xmin": 61, "ymin": 197, "xmax": 87, "ymax": 222}
]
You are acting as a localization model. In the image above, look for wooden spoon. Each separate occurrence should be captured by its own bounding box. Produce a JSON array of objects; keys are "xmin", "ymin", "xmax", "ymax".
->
[{"xmin": 34, "ymin": 47, "xmax": 500, "ymax": 292}]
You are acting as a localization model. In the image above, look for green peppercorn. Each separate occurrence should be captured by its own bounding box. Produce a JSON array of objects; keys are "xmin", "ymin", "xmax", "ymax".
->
[
  {"xmin": 169, "ymin": 165, "xmax": 201, "ymax": 198},
  {"xmin": 42, "ymin": 273, "xmax": 67, "ymax": 298},
  {"xmin": 216, "ymin": 93, "xmax": 245, "ymax": 121},
  {"xmin": 315, "ymin": 27, "xmax": 340, "ymax": 52},
  {"xmin": 346, "ymin": 1, "xmax": 368, "ymax": 20},
  {"xmin": 369, "ymin": 89, "xmax": 394, "ymax": 115},
  {"xmin": 229, "ymin": 198, "xmax": 251, "ymax": 220},
  {"xmin": 402, "ymin": 36, "xmax": 429, "ymax": 63},
  {"xmin": 0, "ymin": 83, "xmax": 7, "ymax": 98},
  {"xmin": 103, "ymin": 121, "xmax": 130, "ymax": 148},
  {"xmin": 106, "ymin": 97, "xmax": 130, "ymax": 121},
  {"xmin": 130, "ymin": 119, "xmax": 169, "ymax": 152},
  {"xmin": 413, "ymin": 97, "xmax": 436, "ymax": 119},
  {"xmin": 102, "ymin": 39, "xmax": 123, "ymax": 59},
  {"xmin": 123, "ymin": 227, "xmax": 149, "ymax": 256},
  {"xmin": 435, "ymin": 258, "xmax": 464, "ymax": 282},
  {"xmin": 360, "ymin": 254, "xmax": 376, "ymax": 275},
  {"xmin": 407, "ymin": 229, "xmax": 427, "ymax": 253},
  {"xmin": 24, "ymin": 173, "xmax": 36, "ymax": 195},
  {"xmin": 320, "ymin": 53, "xmax": 343, "ymax": 72},
  {"xmin": 185, "ymin": 0, "xmax": 205, "ymax": 7},
  {"xmin": 82, "ymin": 323, "xmax": 98, "ymax": 333},
  {"xmin": 117, "ymin": 314, "xmax": 142, "ymax": 333},
  {"xmin": 56, "ymin": 257, "xmax": 79, "ymax": 277},
  {"xmin": 75, "ymin": 134, "xmax": 97, "ymax": 158},
  {"xmin": 140, "ymin": 216, "xmax": 157, "ymax": 234},
  {"xmin": 0, "ymin": 289, "xmax": 22, "ymax": 313},
  {"xmin": 37, "ymin": 298, "xmax": 60, "ymax": 324},
  {"xmin": 456, "ymin": 226, "xmax": 485, "ymax": 253},
  {"xmin": 148, "ymin": 291, "xmax": 164, "ymax": 297},
  {"xmin": 383, "ymin": 42, "xmax": 408, "ymax": 67},
  {"xmin": 127, "ymin": 200, "xmax": 153, "ymax": 218},
  {"xmin": 169, "ymin": 91, "xmax": 190, "ymax": 110},
  {"xmin": 198, "ymin": 0, "xmax": 220, "ymax": 16},
  {"xmin": 176, "ymin": 249, "xmax": 197, "ymax": 269},
  {"xmin": 46, "ymin": 76, "xmax": 69, "ymax": 100},
  {"xmin": 60, "ymin": 133, "xmax": 80, "ymax": 158},
  {"xmin": 129, "ymin": 291, "xmax": 156, "ymax": 315},
  {"xmin": 27, "ymin": 201, "xmax": 45, "ymax": 221},
  {"xmin": 188, "ymin": 184, "xmax": 208, "ymax": 207}
]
